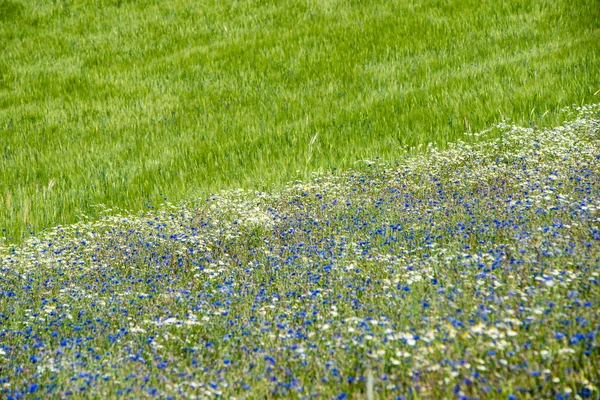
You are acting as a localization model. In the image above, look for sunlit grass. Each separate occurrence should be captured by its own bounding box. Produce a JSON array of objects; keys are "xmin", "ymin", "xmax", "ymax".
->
[{"xmin": 1, "ymin": 0, "xmax": 599, "ymax": 241}]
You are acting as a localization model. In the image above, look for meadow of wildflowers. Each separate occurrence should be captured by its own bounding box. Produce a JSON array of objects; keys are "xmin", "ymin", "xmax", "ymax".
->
[{"xmin": 1, "ymin": 104, "xmax": 599, "ymax": 398}]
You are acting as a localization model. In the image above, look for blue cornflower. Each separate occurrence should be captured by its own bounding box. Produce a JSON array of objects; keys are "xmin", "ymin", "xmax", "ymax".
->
[
  {"xmin": 157, "ymin": 361, "xmax": 168, "ymax": 369},
  {"xmin": 264, "ymin": 355, "xmax": 276, "ymax": 365}
]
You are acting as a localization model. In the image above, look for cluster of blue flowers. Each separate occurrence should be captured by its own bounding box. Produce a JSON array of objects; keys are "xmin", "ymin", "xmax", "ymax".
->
[{"xmin": 1, "ymin": 104, "xmax": 599, "ymax": 398}]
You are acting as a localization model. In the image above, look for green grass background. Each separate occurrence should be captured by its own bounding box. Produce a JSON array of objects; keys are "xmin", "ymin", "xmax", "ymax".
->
[{"xmin": 1, "ymin": 0, "xmax": 599, "ymax": 241}]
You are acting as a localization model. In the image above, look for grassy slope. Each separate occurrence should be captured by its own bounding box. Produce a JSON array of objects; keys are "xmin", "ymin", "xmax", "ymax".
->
[{"xmin": 1, "ymin": 0, "xmax": 599, "ymax": 240}]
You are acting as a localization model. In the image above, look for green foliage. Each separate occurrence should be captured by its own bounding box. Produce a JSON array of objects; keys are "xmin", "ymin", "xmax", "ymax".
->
[
  {"xmin": 1, "ymin": 0, "xmax": 599, "ymax": 241},
  {"xmin": 0, "ymin": 0, "xmax": 23, "ymax": 22}
]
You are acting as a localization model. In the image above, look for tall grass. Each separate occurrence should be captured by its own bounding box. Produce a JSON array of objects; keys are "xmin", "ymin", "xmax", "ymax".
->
[{"xmin": 1, "ymin": 0, "xmax": 599, "ymax": 240}]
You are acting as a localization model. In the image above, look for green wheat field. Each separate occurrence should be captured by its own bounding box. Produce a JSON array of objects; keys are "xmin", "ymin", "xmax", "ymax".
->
[
  {"xmin": 1, "ymin": 0, "xmax": 600, "ymax": 398},
  {"xmin": 1, "ymin": 0, "xmax": 599, "ymax": 240}
]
